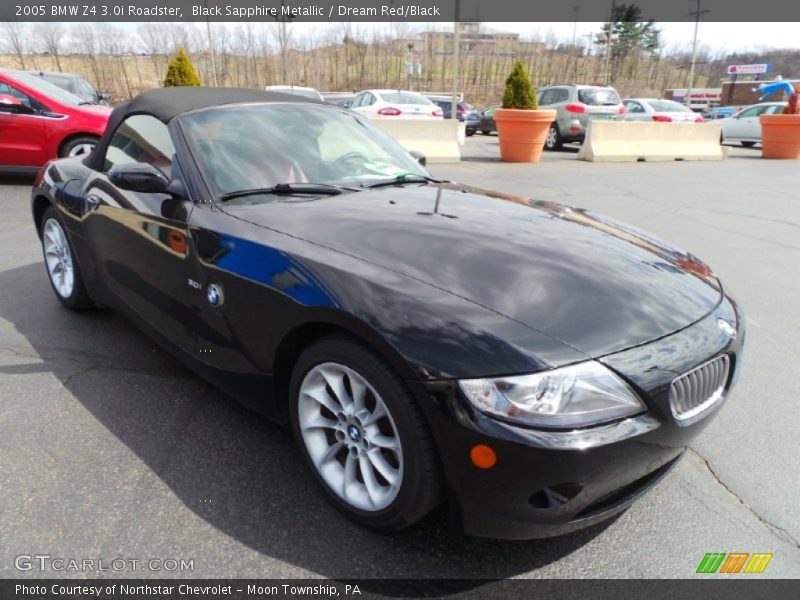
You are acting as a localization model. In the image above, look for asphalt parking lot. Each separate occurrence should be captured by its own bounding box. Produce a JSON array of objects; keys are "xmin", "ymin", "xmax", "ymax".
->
[{"xmin": 1, "ymin": 137, "xmax": 798, "ymax": 581}]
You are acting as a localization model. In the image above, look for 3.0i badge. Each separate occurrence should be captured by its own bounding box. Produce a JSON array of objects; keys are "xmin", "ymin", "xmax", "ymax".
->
[{"xmin": 207, "ymin": 283, "xmax": 224, "ymax": 307}]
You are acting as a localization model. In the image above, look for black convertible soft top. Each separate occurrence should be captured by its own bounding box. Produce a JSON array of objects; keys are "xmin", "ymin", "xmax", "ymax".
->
[{"xmin": 86, "ymin": 87, "xmax": 318, "ymax": 171}]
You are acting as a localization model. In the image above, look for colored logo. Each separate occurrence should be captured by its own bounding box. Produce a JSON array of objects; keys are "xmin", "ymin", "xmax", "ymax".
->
[
  {"xmin": 207, "ymin": 283, "xmax": 224, "ymax": 307},
  {"xmin": 696, "ymin": 552, "xmax": 773, "ymax": 574}
]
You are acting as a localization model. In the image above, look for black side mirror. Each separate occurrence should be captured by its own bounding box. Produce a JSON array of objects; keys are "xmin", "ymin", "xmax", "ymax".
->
[
  {"xmin": 109, "ymin": 163, "xmax": 170, "ymax": 194},
  {"xmin": 409, "ymin": 150, "xmax": 427, "ymax": 167}
]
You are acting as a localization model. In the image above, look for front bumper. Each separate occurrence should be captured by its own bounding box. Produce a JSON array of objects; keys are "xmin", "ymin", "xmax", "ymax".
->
[
  {"xmin": 409, "ymin": 290, "xmax": 743, "ymax": 539},
  {"xmin": 463, "ymin": 121, "xmax": 481, "ymax": 133}
]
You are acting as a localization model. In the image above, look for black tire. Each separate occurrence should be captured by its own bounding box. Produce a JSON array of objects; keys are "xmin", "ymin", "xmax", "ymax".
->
[
  {"xmin": 59, "ymin": 135, "xmax": 99, "ymax": 159},
  {"xmin": 466, "ymin": 129, "xmax": 475, "ymax": 137},
  {"xmin": 289, "ymin": 334, "xmax": 443, "ymax": 531},
  {"xmin": 40, "ymin": 207, "xmax": 93, "ymax": 310},
  {"xmin": 545, "ymin": 123, "xmax": 563, "ymax": 151},
  {"xmin": 741, "ymin": 141, "xmax": 756, "ymax": 148},
  {"xmin": 481, "ymin": 129, "xmax": 491, "ymax": 136}
]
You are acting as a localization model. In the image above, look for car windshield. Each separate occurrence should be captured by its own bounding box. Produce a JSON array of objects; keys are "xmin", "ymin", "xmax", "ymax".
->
[
  {"xmin": 379, "ymin": 92, "xmax": 432, "ymax": 105},
  {"xmin": 180, "ymin": 103, "xmax": 429, "ymax": 200},
  {"xmin": 6, "ymin": 71, "xmax": 84, "ymax": 106},
  {"xmin": 648, "ymin": 100, "xmax": 692, "ymax": 113},
  {"xmin": 578, "ymin": 88, "xmax": 621, "ymax": 106}
]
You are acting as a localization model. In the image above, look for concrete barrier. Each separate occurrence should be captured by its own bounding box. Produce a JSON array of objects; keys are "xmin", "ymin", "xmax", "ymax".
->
[
  {"xmin": 577, "ymin": 121, "xmax": 727, "ymax": 162},
  {"xmin": 369, "ymin": 118, "xmax": 463, "ymax": 164}
]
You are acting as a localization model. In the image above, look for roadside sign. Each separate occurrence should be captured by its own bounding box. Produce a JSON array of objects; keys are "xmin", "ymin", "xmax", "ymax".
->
[{"xmin": 726, "ymin": 63, "xmax": 772, "ymax": 76}]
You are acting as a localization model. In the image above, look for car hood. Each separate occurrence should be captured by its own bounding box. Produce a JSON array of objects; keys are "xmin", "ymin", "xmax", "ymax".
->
[
  {"xmin": 222, "ymin": 183, "xmax": 722, "ymax": 357},
  {"xmin": 74, "ymin": 104, "xmax": 112, "ymax": 118}
]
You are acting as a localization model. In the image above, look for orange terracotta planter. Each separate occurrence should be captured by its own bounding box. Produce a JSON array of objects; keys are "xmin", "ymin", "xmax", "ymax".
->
[
  {"xmin": 494, "ymin": 108, "xmax": 557, "ymax": 163},
  {"xmin": 760, "ymin": 114, "xmax": 800, "ymax": 159}
]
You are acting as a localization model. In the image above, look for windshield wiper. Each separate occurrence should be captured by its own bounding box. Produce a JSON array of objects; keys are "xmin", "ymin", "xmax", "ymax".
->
[
  {"xmin": 78, "ymin": 101, "xmax": 97, "ymax": 106},
  {"xmin": 365, "ymin": 173, "xmax": 441, "ymax": 189},
  {"xmin": 219, "ymin": 182, "xmax": 359, "ymax": 202}
]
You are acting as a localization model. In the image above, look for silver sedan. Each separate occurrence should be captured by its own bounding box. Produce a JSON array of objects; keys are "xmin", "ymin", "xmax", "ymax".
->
[
  {"xmin": 622, "ymin": 98, "xmax": 704, "ymax": 123},
  {"xmin": 718, "ymin": 102, "xmax": 787, "ymax": 147}
]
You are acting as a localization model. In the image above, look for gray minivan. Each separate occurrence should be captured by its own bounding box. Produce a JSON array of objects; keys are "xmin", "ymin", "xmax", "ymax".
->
[{"xmin": 537, "ymin": 84, "xmax": 625, "ymax": 150}]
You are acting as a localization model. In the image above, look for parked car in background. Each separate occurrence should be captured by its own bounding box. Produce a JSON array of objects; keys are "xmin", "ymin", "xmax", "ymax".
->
[
  {"xmin": 479, "ymin": 104, "xmax": 500, "ymax": 135},
  {"xmin": 622, "ymin": 98, "xmax": 704, "ymax": 123},
  {"xmin": 28, "ymin": 71, "xmax": 109, "ymax": 105},
  {"xmin": 349, "ymin": 89, "xmax": 442, "ymax": 119},
  {"xmin": 426, "ymin": 95, "xmax": 481, "ymax": 135},
  {"xmin": 265, "ymin": 85, "xmax": 324, "ymax": 102},
  {"xmin": 537, "ymin": 84, "xmax": 626, "ymax": 150},
  {"xmin": 0, "ymin": 69, "xmax": 110, "ymax": 172},
  {"xmin": 718, "ymin": 102, "xmax": 787, "ymax": 147},
  {"xmin": 338, "ymin": 98, "xmax": 354, "ymax": 109}
]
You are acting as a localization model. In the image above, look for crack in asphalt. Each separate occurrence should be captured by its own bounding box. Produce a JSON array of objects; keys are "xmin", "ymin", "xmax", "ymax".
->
[
  {"xmin": 689, "ymin": 447, "xmax": 800, "ymax": 550},
  {"xmin": 0, "ymin": 344, "xmax": 195, "ymax": 383},
  {"xmin": 675, "ymin": 205, "xmax": 800, "ymax": 230},
  {"xmin": 672, "ymin": 212, "xmax": 800, "ymax": 252}
]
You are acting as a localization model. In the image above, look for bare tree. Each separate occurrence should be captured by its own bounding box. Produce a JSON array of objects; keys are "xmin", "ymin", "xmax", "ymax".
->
[
  {"xmin": 1, "ymin": 22, "xmax": 28, "ymax": 70},
  {"xmin": 34, "ymin": 23, "xmax": 66, "ymax": 71}
]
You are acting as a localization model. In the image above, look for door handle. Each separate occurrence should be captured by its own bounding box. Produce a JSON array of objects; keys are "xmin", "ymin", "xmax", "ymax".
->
[{"xmin": 86, "ymin": 194, "xmax": 102, "ymax": 211}]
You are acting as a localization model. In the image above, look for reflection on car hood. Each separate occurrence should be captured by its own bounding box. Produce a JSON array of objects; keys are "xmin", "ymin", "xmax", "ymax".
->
[
  {"xmin": 76, "ymin": 104, "xmax": 112, "ymax": 117},
  {"xmin": 223, "ymin": 183, "xmax": 722, "ymax": 357}
]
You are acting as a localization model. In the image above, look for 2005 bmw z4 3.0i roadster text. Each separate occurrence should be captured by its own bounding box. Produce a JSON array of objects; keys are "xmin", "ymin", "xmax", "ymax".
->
[{"xmin": 31, "ymin": 88, "xmax": 744, "ymax": 539}]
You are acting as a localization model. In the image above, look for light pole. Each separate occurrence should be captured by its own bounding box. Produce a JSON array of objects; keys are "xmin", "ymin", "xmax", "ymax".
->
[
  {"xmin": 278, "ymin": 0, "xmax": 292, "ymax": 83},
  {"xmin": 203, "ymin": 0, "xmax": 218, "ymax": 86},
  {"xmin": 406, "ymin": 43, "xmax": 415, "ymax": 91},
  {"xmin": 571, "ymin": 6, "xmax": 580, "ymax": 80},
  {"xmin": 686, "ymin": 0, "xmax": 709, "ymax": 108},
  {"xmin": 451, "ymin": 15, "xmax": 461, "ymax": 122},
  {"xmin": 603, "ymin": 0, "xmax": 616, "ymax": 86}
]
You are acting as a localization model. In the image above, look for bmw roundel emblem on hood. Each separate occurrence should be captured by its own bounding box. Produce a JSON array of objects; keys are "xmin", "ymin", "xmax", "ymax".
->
[
  {"xmin": 207, "ymin": 283, "xmax": 224, "ymax": 307},
  {"xmin": 717, "ymin": 318, "xmax": 736, "ymax": 339}
]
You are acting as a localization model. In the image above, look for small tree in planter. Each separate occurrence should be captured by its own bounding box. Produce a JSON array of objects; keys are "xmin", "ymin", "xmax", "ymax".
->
[
  {"xmin": 163, "ymin": 48, "xmax": 202, "ymax": 88},
  {"xmin": 757, "ymin": 80, "xmax": 800, "ymax": 159},
  {"xmin": 502, "ymin": 62, "xmax": 538, "ymax": 111},
  {"xmin": 493, "ymin": 61, "xmax": 556, "ymax": 163}
]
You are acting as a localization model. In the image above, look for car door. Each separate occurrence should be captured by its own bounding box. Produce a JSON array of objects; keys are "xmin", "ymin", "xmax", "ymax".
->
[
  {"xmin": 354, "ymin": 92, "xmax": 377, "ymax": 117},
  {"xmin": 724, "ymin": 105, "xmax": 765, "ymax": 140},
  {"xmin": 81, "ymin": 114, "xmax": 196, "ymax": 353},
  {"xmin": 0, "ymin": 81, "xmax": 46, "ymax": 167}
]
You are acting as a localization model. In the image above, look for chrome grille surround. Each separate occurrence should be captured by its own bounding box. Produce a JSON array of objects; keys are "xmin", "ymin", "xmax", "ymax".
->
[{"xmin": 669, "ymin": 355, "xmax": 731, "ymax": 426}]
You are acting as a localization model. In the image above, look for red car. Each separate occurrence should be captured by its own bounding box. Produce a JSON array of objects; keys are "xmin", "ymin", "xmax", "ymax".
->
[{"xmin": 0, "ymin": 69, "xmax": 111, "ymax": 173}]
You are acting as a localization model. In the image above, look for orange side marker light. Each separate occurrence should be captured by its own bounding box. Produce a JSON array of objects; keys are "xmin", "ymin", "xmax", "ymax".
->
[{"xmin": 470, "ymin": 444, "xmax": 497, "ymax": 469}]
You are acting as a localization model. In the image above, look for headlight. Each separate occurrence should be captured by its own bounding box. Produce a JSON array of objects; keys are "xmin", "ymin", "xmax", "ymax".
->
[{"xmin": 459, "ymin": 361, "xmax": 645, "ymax": 429}]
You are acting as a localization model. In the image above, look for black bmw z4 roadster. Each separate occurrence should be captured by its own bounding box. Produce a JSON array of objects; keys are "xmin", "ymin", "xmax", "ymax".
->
[{"xmin": 31, "ymin": 88, "xmax": 744, "ymax": 539}]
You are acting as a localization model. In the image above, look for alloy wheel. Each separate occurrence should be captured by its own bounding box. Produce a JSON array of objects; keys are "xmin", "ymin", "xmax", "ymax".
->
[
  {"xmin": 42, "ymin": 218, "xmax": 75, "ymax": 299},
  {"xmin": 546, "ymin": 126, "xmax": 558, "ymax": 148},
  {"xmin": 297, "ymin": 362, "xmax": 403, "ymax": 511},
  {"xmin": 68, "ymin": 143, "xmax": 95, "ymax": 157}
]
